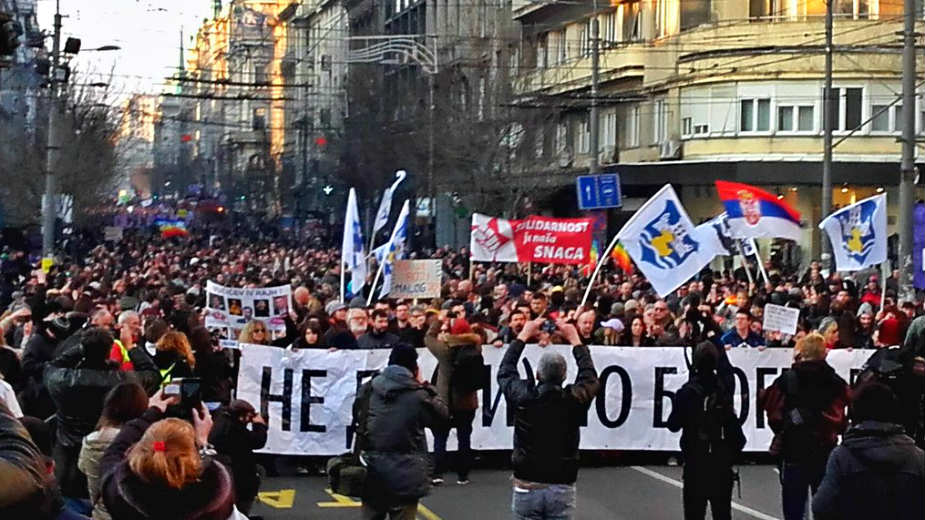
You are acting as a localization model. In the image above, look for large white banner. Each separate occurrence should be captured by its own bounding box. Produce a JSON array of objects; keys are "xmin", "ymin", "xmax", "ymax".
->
[
  {"xmin": 236, "ymin": 344, "xmax": 871, "ymax": 455},
  {"xmin": 205, "ymin": 281, "xmax": 292, "ymax": 336}
]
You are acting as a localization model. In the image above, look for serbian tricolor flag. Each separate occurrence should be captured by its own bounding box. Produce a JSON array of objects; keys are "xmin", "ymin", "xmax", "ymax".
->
[{"xmin": 715, "ymin": 181, "xmax": 802, "ymax": 241}]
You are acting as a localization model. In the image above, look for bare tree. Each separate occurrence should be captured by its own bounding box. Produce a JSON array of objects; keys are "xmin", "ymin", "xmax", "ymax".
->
[{"xmin": 0, "ymin": 72, "xmax": 125, "ymax": 227}]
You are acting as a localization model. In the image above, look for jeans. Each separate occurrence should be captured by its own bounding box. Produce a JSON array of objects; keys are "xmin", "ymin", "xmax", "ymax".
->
[
  {"xmin": 53, "ymin": 442, "xmax": 88, "ymax": 499},
  {"xmin": 781, "ymin": 460, "xmax": 827, "ymax": 520},
  {"xmin": 432, "ymin": 409, "xmax": 475, "ymax": 480},
  {"xmin": 511, "ymin": 484, "xmax": 576, "ymax": 520},
  {"xmin": 361, "ymin": 502, "xmax": 418, "ymax": 520}
]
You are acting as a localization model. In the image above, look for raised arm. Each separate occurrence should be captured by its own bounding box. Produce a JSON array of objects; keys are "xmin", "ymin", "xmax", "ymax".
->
[
  {"xmin": 557, "ymin": 321, "xmax": 600, "ymax": 406},
  {"xmin": 498, "ymin": 319, "xmax": 543, "ymax": 408}
]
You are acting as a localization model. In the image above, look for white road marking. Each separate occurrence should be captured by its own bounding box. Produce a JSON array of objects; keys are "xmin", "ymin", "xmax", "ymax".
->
[{"xmin": 630, "ymin": 466, "xmax": 781, "ymax": 520}]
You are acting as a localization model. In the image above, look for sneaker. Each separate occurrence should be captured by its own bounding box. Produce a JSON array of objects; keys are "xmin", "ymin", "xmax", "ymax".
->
[
  {"xmin": 457, "ymin": 478, "xmax": 470, "ymax": 486},
  {"xmin": 431, "ymin": 477, "xmax": 444, "ymax": 486}
]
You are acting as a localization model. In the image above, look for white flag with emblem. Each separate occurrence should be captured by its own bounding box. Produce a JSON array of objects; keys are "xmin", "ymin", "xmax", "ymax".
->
[{"xmin": 819, "ymin": 194, "xmax": 887, "ymax": 271}]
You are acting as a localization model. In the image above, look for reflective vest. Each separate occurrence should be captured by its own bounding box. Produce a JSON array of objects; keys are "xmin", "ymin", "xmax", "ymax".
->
[
  {"xmin": 113, "ymin": 340, "xmax": 130, "ymax": 363},
  {"xmin": 159, "ymin": 363, "xmax": 176, "ymax": 387}
]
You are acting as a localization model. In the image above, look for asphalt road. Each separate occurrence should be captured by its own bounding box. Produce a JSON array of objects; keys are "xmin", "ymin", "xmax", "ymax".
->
[{"xmin": 248, "ymin": 463, "xmax": 785, "ymax": 520}]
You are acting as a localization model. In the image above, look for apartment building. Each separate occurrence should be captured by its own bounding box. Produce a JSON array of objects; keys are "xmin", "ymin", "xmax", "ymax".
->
[{"xmin": 514, "ymin": 0, "xmax": 923, "ymax": 259}]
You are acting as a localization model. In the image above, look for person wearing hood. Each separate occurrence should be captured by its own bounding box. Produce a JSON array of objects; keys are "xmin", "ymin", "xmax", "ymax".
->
[
  {"xmin": 425, "ymin": 315, "xmax": 482, "ymax": 485},
  {"xmin": 20, "ymin": 314, "xmax": 70, "ymax": 418},
  {"xmin": 353, "ymin": 344, "xmax": 449, "ymax": 519},
  {"xmin": 812, "ymin": 381, "xmax": 924, "ymax": 520},
  {"xmin": 667, "ymin": 341, "xmax": 746, "ymax": 520},
  {"xmin": 759, "ymin": 332, "xmax": 850, "ymax": 520}
]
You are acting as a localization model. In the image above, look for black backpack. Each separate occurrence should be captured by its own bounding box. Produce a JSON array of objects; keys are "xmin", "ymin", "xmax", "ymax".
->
[
  {"xmin": 451, "ymin": 345, "xmax": 486, "ymax": 394},
  {"xmin": 689, "ymin": 378, "xmax": 746, "ymax": 462}
]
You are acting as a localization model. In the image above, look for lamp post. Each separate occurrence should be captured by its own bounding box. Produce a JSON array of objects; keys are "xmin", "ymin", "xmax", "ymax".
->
[{"xmin": 42, "ymin": 0, "xmax": 119, "ymax": 259}]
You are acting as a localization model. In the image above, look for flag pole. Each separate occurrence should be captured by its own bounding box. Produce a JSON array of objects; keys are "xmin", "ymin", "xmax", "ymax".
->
[
  {"xmin": 880, "ymin": 261, "xmax": 888, "ymax": 309},
  {"xmin": 526, "ymin": 262, "xmax": 532, "ymax": 287},
  {"xmin": 340, "ymin": 260, "xmax": 346, "ymax": 302},
  {"xmin": 367, "ymin": 261, "xmax": 385, "ymax": 306},
  {"xmin": 751, "ymin": 240, "xmax": 771, "ymax": 286},
  {"xmin": 580, "ymin": 232, "xmax": 621, "ymax": 309},
  {"xmin": 736, "ymin": 241, "xmax": 756, "ymax": 294}
]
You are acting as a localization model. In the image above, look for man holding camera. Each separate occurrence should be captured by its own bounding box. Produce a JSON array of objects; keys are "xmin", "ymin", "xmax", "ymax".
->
[
  {"xmin": 45, "ymin": 327, "xmax": 159, "ymax": 503},
  {"xmin": 498, "ymin": 318, "xmax": 600, "ymax": 519},
  {"xmin": 209, "ymin": 399, "xmax": 268, "ymax": 516}
]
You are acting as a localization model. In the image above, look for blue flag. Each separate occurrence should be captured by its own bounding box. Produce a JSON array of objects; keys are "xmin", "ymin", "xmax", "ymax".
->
[
  {"xmin": 379, "ymin": 200, "xmax": 411, "ymax": 298},
  {"xmin": 819, "ymin": 194, "xmax": 887, "ymax": 272}
]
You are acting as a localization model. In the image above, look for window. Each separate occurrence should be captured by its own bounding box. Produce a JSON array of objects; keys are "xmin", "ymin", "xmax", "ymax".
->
[
  {"xmin": 695, "ymin": 124, "xmax": 709, "ymax": 134},
  {"xmin": 578, "ymin": 115, "xmax": 590, "ymax": 153},
  {"xmin": 827, "ymin": 87, "xmax": 864, "ymax": 131},
  {"xmin": 835, "ymin": 0, "xmax": 869, "ymax": 19},
  {"xmin": 252, "ymin": 108, "xmax": 266, "ymax": 130},
  {"xmin": 602, "ymin": 111, "xmax": 617, "ymax": 149},
  {"xmin": 894, "ymin": 105, "xmax": 903, "ymax": 133},
  {"xmin": 535, "ymin": 129, "xmax": 545, "ymax": 158},
  {"xmin": 777, "ymin": 104, "xmax": 815, "ymax": 132},
  {"xmin": 681, "ymin": 0, "xmax": 711, "ymax": 30},
  {"xmin": 653, "ymin": 99, "xmax": 668, "ymax": 144},
  {"xmin": 556, "ymin": 122, "xmax": 568, "ymax": 154},
  {"xmin": 537, "ymin": 33, "xmax": 548, "ymax": 69},
  {"xmin": 778, "ymin": 106, "xmax": 794, "ymax": 131},
  {"xmin": 622, "ymin": 1, "xmax": 641, "ymax": 41},
  {"xmin": 683, "ymin": 117, "xmax": 693, "ymax": 136},
  {"xmin": 555, "ymin": 29, "xmax": 567, "ymax": 64},
  {"xmin": 626, "ymin": 105, "xmax": 640, "ymax": 147},
  {"xmin": 601, "ymin": 12, "xmax": 617, "ymax": 44},
  {"xmin": 740, "ymin": 98, "xmax": 770, "ymax": 132},
  {"xmin": 871, "ymin": 104, "xmax": 890, "ymax": 131}
]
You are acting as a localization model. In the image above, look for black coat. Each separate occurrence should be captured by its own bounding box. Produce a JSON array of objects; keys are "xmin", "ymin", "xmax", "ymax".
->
[
  {"xmin": 45, "ymin": 346, "xmax": 159, "ymax": 448},
  {"xmin": 812, "ymin": 421, "xmax": 925, "ymax": 520},
  {"xmin": 194, "ymin": 350, "xmax": 234, "ymax": 405},
  {"xmin": 19, "ymin": 328, "xmax": 60, "ymax": 418},
  {"xmin": 100, "ymin": 408, "xmax": 237, "ymax": 520},
  {"xmin": 497, "ymin": 340, "xmax": 600, "ymax": 485},
  {"xmin": 355, "ymin": 365, "xmax": 448, "ymax": 505},
  {"xmin": 208, "ymin": 407, "xmax": 267, "ymax": 499},
  {"xmin": 667, "ymin": 373, "xmax": 746, "ymax": 472}
]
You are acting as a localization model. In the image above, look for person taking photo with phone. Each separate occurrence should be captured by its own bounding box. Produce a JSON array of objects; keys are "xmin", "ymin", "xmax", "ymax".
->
[{"xmin": 498, "ymin": 318, "xmax": 600, "ymax": 519}]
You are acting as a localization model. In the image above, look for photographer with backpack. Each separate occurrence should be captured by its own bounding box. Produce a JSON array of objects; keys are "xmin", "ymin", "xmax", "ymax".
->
[
  {"xmin": 759, "ymin": 332, "xmax": 850, "ymax": 520},
  {"xmin": 425, "ymin": 313, "xmax": 484, "ymax": 486},
  {"xmin": 668, "ymin": 341, "xmax": 746, "ymax": 520}
]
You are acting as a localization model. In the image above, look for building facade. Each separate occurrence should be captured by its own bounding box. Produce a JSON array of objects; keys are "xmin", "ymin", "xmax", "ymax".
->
[{"xmin": 513, "ymin": 0, "xmax": 924, "ymax": 261}]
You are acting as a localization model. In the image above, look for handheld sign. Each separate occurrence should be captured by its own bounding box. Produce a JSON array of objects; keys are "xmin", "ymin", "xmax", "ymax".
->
[{"xmin": 763, "ymin": 303, "xmax": 800, "ymax": 336}]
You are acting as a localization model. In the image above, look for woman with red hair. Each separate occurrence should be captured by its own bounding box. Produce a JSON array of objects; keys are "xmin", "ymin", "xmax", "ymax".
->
[{"xmin": 98, "ymin": 390, "xmax": 246, "ymax": 519}]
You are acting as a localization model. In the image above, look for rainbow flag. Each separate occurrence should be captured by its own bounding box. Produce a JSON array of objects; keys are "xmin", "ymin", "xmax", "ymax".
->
[
  {"xmin": 156, "ymin": 219, "xmax": 189, "ymax": 238},
  {"xmin": 582, "ymin": 239, "xmax": 600, "ymax": 277},
  {"xmin": 611, "ymin": 242, "xmax": 633, "ymax": 275}
]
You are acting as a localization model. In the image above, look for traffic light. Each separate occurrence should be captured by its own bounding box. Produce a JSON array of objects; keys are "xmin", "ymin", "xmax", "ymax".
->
[{"xmin": 0, "ymin": 12, "xmax": 23, "ymax": 57}]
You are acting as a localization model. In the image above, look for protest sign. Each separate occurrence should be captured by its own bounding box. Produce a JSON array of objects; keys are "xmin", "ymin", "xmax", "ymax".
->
[
  {"xmin": 103, "ymin": 226, "xmax": 123, "ymax": 242},
  {"xmin": 390, "ymin": 260, "xmax": 442, "ymax": 299},
  {"xmin": 237, "ymin": 344, "xmax": 869, "ymax": 455},
  {"xmin": 205, "ymin": 281, "xmax": 292, "ymax": 336},
  {"xmin": 470, "ymin": 213, "xmax": 592, "ymax": 264},
  {"xmin": 762, "ymin": 303, "xmax": 800, "ymax": 335}
]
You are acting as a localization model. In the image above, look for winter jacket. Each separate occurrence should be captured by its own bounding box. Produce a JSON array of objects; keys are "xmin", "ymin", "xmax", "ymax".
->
[
  {"xmin": 758, "ymin": 359, "xmax": 850, "ymax": 463},
  {"xmin": 19, "ymin": 328, "xmax": 60, "ymax": 418},
  {"xmin": 357, "ymin": 330, "xmax": 400, "ymax": 350},
  {"xmin": 77, "ymin": 427, "xmax": 120, "ymax": 520},
  {"xmin": 152, "ymin": 350, "xmax": 194, "ymax": 386},
  {"xmin": 667, "ymin": 373, "xmax": 746, "ymax": 472},
  {"xmin": 498, "ymin": 339, "xmax": 600, "ymax": 484},
  {"xmin": 194, "ymin": 350, "xmax": 234, "ymax": 405},
  {"xmin": 355, "ymin": 365, "xmax": 449, "ymax": 506},
  {"xmin": 45, "ymin": 345, "xmax": 159, "ymax": 448},
  {"xmin": 99, "ymin": 408, "xmax": 241, "ymax": 520},
  {"xmin": 0, "ymin": 400, "xmax": 46, "ymax": 515},
  {"xmin": 424, "ymin": 321, "xmax": 481, "ymax": 412},
  {"xmin": 812, "ymin": 421, "xmax": 925, "ymax": 520},
  {"xmin": 208, "ymin": 407, "xmax": 268, "ymax": 501}
]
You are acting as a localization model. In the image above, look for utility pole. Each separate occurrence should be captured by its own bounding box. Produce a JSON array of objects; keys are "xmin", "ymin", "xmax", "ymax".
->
[
  {"xmin": 589, "ymin": 0, "xmax": 599, "ymax": 174},
  {"xmin": 820, "ymin": 0, "xmax": 834, "ymax": 271},
  {"xmin": 42, "ymin": 0, "xmax": 61, "ymax": 259},
  {"xmin": 898, "ymin": 0, "xmax": 917, "ymax": 302}
]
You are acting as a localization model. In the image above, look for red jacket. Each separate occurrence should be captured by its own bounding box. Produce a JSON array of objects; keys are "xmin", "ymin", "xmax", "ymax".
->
[
  {"xmin": 108, "ymin": 341, "xmax": 134, "ymax": 372},
  {"xmin": 759, "ymin": 359, "xmax": 850, "ymax": 462}
]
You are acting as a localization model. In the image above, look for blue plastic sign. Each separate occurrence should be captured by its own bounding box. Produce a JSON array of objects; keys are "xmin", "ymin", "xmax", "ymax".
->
[{"xmin": 576, "ymin": 173, "xmax": 622, "ymax": 210}]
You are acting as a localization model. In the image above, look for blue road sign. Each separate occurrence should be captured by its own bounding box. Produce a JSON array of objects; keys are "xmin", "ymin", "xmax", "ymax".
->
[{"xmin": 576, "ymin": 173, "xmax": 622, "ymax": 210}]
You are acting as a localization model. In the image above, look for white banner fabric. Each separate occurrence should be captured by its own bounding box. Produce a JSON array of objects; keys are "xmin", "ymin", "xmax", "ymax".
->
[
  {"xmin": 205, "ymin": 281, "xmax": 292, "ymax": 335},
  {"xmin": 236, "ymin": 344, "xmax": 871, "ymax": 456}
]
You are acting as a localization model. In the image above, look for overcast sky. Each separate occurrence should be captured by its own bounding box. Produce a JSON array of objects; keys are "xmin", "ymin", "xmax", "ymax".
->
[{"xmin": 36, "ymin": 0, "xmax": 213, "ymax": 98}]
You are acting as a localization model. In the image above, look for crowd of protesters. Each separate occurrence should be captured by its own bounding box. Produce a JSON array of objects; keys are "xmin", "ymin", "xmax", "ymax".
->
[{"xmin": 0, "ymin": 220, "xmax": 923, "ymax": 520}]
